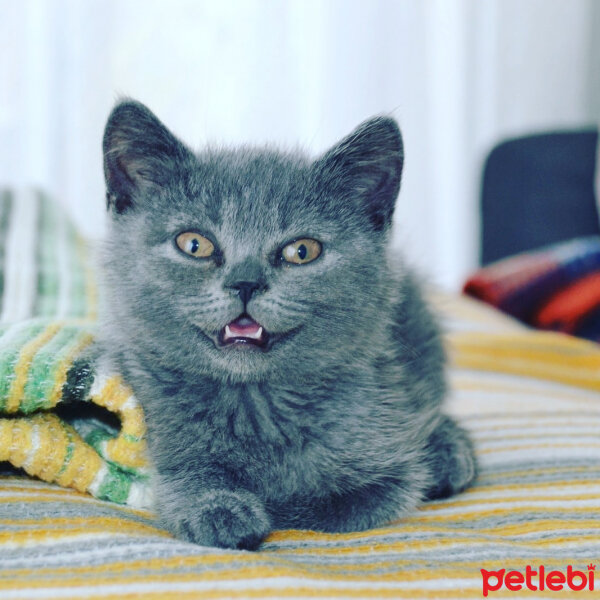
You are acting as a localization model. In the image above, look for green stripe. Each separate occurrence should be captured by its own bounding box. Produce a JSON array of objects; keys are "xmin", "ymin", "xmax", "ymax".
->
[
  {"xmin": 0, "ymin": 189, "xmax": 13, "ymax": 313},
  {"xmin": 0, "ymin": 321, "xmax": 48, "ymax": 411},
  {"xmin": 57, "ymin": 426, "xmax": 75, "ymax": 478},
  {"xmin": 35, "ymin": 195, "xmax": 59, "ymax": 317},
  {"xmin": 21, "ymin": 325, "xmax": 91, "ymax": 413},
  {"xmin": 28, "ymin": 190, "xmax": 42, "ymax": 317},
  {"xmin": 96, "ymin": 463, "xmax": 134, "ymax": 504},
  {"xmin": 84, "ymin": 428, "xmax": 113, "ymax": 453},
  {"xmin": 68, "ymin": 227, "xmax": 88, "ymax": 317}
]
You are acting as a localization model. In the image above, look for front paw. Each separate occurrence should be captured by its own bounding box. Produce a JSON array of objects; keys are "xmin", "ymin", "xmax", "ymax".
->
[
  {"xmin": 164, "ymin": 489, "xmax": 271, "ymax": 550},
  {"xmin": 425, "ymin": 415, "xmax": 478, "ymax": 500}
]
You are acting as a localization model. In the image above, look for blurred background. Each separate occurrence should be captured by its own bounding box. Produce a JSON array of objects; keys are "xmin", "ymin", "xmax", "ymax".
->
[{"xmin": 0, "ymin": 0, "xmax": 599, "ymax": 290}]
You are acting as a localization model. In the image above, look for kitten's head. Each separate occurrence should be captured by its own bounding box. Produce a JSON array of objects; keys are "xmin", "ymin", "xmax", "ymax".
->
[{"xmin": 102, "ymin": 100, "xmax": 403, "ymax": 383}]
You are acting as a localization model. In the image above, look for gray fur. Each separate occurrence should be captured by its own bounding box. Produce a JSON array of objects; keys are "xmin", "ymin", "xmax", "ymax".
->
[{"xmin": 99, "ymin": 99, "xmax": 477, "ymax": 550}]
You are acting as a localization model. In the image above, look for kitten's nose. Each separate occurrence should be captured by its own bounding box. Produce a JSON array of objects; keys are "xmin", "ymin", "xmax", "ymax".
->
[{"xmin": 226, "ymin": 280, "xmax": 268, "ymax": 305}]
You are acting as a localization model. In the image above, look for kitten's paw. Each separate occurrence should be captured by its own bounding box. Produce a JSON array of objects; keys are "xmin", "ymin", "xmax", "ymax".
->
[
  {"xmin": 425, "ymin": 415, "xmax": 477, "ymax": 500},
  {"xmin": 167, "ymin": 489, "xmax": 271, "ymax": 550}
]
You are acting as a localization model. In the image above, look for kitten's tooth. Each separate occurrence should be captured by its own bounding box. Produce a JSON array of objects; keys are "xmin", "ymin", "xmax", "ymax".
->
[
  {"xmin": 225, "ymin": 325, "xmax": 233, "ymax": 340},
  {"xmin": 255, "ymin": 327, "xmax": 263, "ymax": 340}
]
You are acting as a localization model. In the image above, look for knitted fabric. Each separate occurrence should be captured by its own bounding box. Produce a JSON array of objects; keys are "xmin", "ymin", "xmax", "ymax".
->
[{"xmin": 0, "ymin": 189, "xmax": 151, "ymax": 507}]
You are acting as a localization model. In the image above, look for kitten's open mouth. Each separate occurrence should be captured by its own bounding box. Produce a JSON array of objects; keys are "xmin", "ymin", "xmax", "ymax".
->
[{"xmin": 218, "ymin": 314, "xmax": 269, "ymax": 349}]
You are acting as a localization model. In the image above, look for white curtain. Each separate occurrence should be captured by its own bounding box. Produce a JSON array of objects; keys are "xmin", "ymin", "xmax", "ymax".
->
[{"xmin": 1, "ymin": 0, "xmax": 598, "ymax": 289}]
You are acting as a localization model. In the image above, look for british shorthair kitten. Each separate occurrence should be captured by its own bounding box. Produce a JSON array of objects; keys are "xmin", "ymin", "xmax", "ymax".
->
[{"xmin": 99, "ymin": 100, "xmax": 476, "ymax": 550}]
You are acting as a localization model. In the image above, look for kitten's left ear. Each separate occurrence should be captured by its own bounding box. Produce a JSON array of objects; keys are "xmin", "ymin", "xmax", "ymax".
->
[
  {"xmin": 103, "ymin": 99, "xmax": 194, "ymax": 214},
  {"xmin": 314, "ymin": 117, "xmax": 403, "ymax": 232}
]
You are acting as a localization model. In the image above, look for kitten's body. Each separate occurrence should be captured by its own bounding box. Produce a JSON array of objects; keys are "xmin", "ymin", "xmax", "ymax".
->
[{"xmin": 99, "ymin": 101, "xmax": 476, "ymax": 549}]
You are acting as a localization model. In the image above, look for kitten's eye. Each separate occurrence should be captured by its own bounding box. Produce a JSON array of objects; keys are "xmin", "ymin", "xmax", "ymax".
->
[
  {"xmin": 281, "ymin": 238, "xmax": 322, "ymax": 265},
  {"xmin": 175, "ymin": 232, "xmax": 215, "ymax": 258}
]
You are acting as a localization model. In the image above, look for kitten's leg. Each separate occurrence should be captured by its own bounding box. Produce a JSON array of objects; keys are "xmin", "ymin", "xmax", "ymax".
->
[
  {"xmin": 272, "ymin": 416, "xmax": 476, "ymax": 533},
  {"xmin": 154, "ymin": 478, "xmax": 270, "ymax": 550},
  {"xmin": 423, "ymin": 414, "xmax": 477, "ymax": 500},
  {"xmin": 271, "ymin": 476, "xmax": 426, "ymax": 534}
]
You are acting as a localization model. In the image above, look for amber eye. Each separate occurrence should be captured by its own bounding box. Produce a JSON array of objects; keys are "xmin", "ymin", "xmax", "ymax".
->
[
  {"xmin": 281, "ymin": 238, "xmax": 322, "ymax": 265},
  {"xmin": 175, "ymin": 232, "xmax": 215, "ymax": 258}
]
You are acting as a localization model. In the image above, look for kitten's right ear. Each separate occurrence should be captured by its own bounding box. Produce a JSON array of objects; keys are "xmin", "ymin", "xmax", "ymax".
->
[{"xmin": 103, "ymin": 100, "xmax": 192, "ymax": 214}]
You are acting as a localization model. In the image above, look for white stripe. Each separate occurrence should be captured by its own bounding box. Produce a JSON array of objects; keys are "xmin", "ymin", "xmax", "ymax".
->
[
  {"xmin": 475, "ymin": 434, "xmax": 600, "ymax": 450},
  {"xmin": 0, "ymin": 540, "xmax": 205, "ymax": 568},
  {"xmin": 0, "ymin": 576, "xmax": 484, "ymax": 598},
  {"xmin": 455, "ymin": 484, "xmax": 600, "ymax": 502},
  {"xmin": 422, "ymin": 497, "xmax": 600, "ymax": 517},
  {"xmin": 1, "ymin": 189, "xmax": 38, "ymax": 322},
  {"xmin": 479, "ymin": 446, "xmax": 600, "ymax": 466},
  {"xmin": 21, "ymin": 422, "xmax": 40, "ymax": 472},
  {"xmin": 88, "ymin": 372, "xmax": 111, "ymax": 398},
  {"xmin": 126, "ymin": 480, "xmax": 154, "ymax": 510},
  {"xmin": 471, "ymin": 425, "xmax": 600, "ymax": 440},
  {"xmin": 0, "ymin": 531, "xmax": 142, "ymax": 551},
  {"xmin": 0, "ymin": 540, "xmax": 188, "ymax": 567},
  {"xmin": 121, "ymin": 394, "xmax": 140, "ymax": 410},
  {"xmin": 466, "ymin": 414, "xmax": 600, "ymax": 428},
  {"xmin": 0, "ymin": 319, "xmax": 36, "ymax": 350},
  {"xmin": 86, "ymin": 462, "xmax": 108, "ymax": 498}
]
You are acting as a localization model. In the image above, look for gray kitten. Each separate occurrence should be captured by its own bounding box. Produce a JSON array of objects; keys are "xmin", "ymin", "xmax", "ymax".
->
[{"xmin": 99, "ymin": 100, "xmax": 476, "ymax": 550}]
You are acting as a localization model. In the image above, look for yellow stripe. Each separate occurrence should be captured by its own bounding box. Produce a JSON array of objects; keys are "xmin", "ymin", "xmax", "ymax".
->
[
  {"xmin": 55, "ymin": 426, "xmax": 103, "ymax": 492},
  {"xmin": 33, "ymin": 413, "xmax": 69, "ymax": 482},
  {"xmin": 63, "ymin": 590, "xmax": 519, "ymax": 600},
  {"xmin": 478, "ymin": 518, "xmax": 600, "ymax": 536},
  {"xmin": 411, "ymin": 504, "xmax": 600, "ymax": 523},
  {"xmin": 7, "ymin": 419, "xmax": 33, "ymax": 467},
  {"xmin": 477, "ymin": 465, "xmax": 593, "ymax": 481},
  {"xmin": 449, "ymin": 331, "xmax": 600, "ymax": 391},
  {"xmin": 420, "ymin": 492, "xmax": 600, "ymax": 512},
  {"xmin": 0, "ymin": 515, "xmax": 163, "ymax": 532},
  {"xmin": 0, "ymin": 549, "xmax": 587, "ymax": 579},
  {"xmin": 3, "ymin": 560, "xmax": 596, "ymax": 597},
  {"xmin": 0, "ymin": 521, "xmax": 169, "ymax": 547},
  {"xmin": 451, "ymin": 375, "xmax": 598, "ymax": 402},
  {"xmin": 462, "ymin": 478, "xmax": 600, "ymax": 496},
  {"xmin": 472, "ymin": 429, "xmax": 600, "ymax": 442},
  {"xmin": 105, "ymin": 437, "xmax": 147, "ymax": 468},
  {"xmin": 0, "ymin": 566, "xmax": 483, "ymax": 589},
  {"xmin": 120, "ymin": 405, "xmax": 146, "ymax": 439},
  {"xmin": 468, "ymin": 420, "xmax": 599, "ymax": 435},
  {"xmin": 79, "ymin": 591, "xmax": 501, "ymax": 600},
  {"xmin": 92, "ymin": 376, "xmax": 132, "ymax": 411},
  {"xmin": 5, "ymin": 322, "xmax": 63, "ymax": 413},
  {"xmin": 478, "ymin": 441, "xmax": 600, "ymax": 454},
  {"xmin": 0, "ymin": 493, "xmax": 156, "ymax": 518}
]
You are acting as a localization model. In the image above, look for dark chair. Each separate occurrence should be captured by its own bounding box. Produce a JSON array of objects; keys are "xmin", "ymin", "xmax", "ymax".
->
[{"xmin": 480, "ymin": 128, "xmax": 599, "ymax": 265}]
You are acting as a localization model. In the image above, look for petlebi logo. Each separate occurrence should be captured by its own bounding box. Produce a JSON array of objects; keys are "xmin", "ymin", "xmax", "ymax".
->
[{"xmin": 481, "ymin": 564, "xmax": 595, "ymax": 596}]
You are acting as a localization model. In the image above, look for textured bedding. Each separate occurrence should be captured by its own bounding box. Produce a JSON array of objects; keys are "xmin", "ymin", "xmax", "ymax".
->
[
  {"xmin": 1, "ymin": 189, "xmax": 600, "ymax": 599},
  {"xmin": 464, "ymin": 236, "xmax": 600, "ymax": 342},
  {"xmin": 0, "ymin": 190, "xmax": 150, "ymax": 507}
]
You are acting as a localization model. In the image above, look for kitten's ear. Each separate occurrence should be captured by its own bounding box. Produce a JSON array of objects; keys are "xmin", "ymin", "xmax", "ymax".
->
[
  {"xmin": 314, "ymin": 117, "xmax": 403, "ymax": 232},
  {"xmin": 103, "ymin": 100, "xmax": 193, "ymax": 214}
]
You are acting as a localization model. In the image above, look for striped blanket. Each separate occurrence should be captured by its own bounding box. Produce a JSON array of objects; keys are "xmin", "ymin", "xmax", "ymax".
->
[
  {"xmin": 464, "ymin": 236, "xmax": 600, "ymax": 342},
  {"xmin": 0, "ymin": 189, "xmax": 151, "ymax": 507},
  {"xmin": 1, "ymin": 190, "xmax": 600, "ymax": 598}
]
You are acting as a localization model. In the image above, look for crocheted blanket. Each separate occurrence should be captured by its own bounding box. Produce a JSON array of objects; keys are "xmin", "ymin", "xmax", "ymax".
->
[
  {"xmin": 0, "ymin": 189, "xmax": 151, "ymax": 507},
  {"xmin": 464, "ymin": 236, "xmax": 600, "ymax": 342}
]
